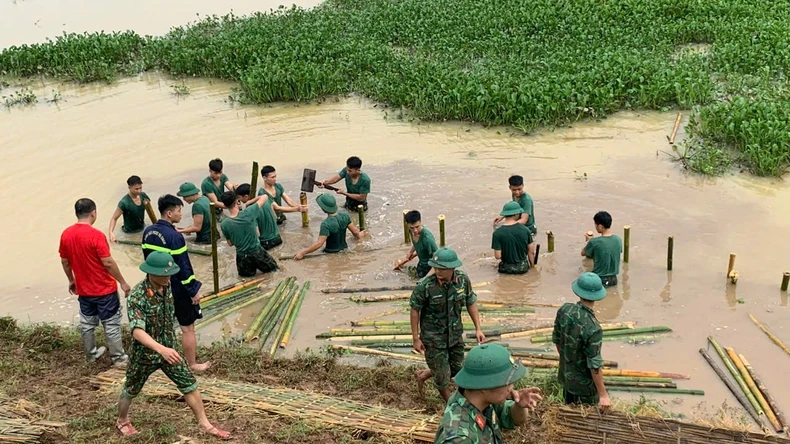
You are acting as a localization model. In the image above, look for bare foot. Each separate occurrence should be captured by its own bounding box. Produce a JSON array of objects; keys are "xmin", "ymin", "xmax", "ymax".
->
[
  {"xmin": 203, "ymin": 425, "xmax": 231, "ymax": 440},
  {"xmin": 414, "ymin": 369, "xmax": 425, "ymax": 397},
  {"xmin": 190, "ymin": 361, "xmax": 212, "ymax": 373}
]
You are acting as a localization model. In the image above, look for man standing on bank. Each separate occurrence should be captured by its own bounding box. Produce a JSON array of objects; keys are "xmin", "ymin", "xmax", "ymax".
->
[
  {"xmin": 410, "ymin": 248, "xmax": 485, "ymax": 402},
  {"xmin": 294, "ymin": 194, "xmax": 365, "ymax": 260},
  {"xmin": 108, "ymin": 175, "xmax": 151, "ymax": 243},
  {"xmin": 434, "ymin": 344, "xmax": 543, "ymax": 443},
  {"xmin": 259, "ymin": 165, "xmax": 308, "ymax": 225},
  {"xmin": 581, "ymin": 211, "xmax": 622, "ymax": 287},
  {"xmin": 175, "ymin": 182, "xmax": 214, "ymax": 245},
  {"xmin": 320, "ymin": 156, "xmax": 371, "ymax": 211},
  {"xmin": 552, "ymin": 272, "xmax": 611, "ymax": 411},
  {"xmin": 492, "ymin": 201, "xmax": 535, "ymax": 274},
  {"xmin": 493, "ymin": 175, "xmax": 537, "ymax": 259},
  {"xmin": 142, "ymin": 195, "xmax": 210, "ymax": 372},
  {"xmin": 404, "ymin": 210, "xmax": 439, "ymax": 279},
  {"xmin": 116, "ymin": 252, "xmax": 230, "ymax": 439},
  {"xmin": 59, "ymin": 198, "xmax": 130, "ymax": 365},
  {"xmin": 219, "ymin": 191, "xmax": 279, "ymax": 277}
]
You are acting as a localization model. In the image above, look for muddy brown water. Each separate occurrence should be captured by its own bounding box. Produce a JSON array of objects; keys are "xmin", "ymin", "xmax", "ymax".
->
[{"xmin": 2, "ymin": 71, "xmax": 790, "ymax": 423}]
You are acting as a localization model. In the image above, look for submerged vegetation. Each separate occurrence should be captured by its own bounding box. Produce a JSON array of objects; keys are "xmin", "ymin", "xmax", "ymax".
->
[{"xmin": 1, "ymin": 0, "xmax": 790, "ymax": 175}]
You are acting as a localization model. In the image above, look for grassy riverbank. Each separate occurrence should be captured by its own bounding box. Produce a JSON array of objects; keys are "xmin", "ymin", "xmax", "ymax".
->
[{"xmin": 1, "ymin": 0, "xmax": 789, "ymax": 176}]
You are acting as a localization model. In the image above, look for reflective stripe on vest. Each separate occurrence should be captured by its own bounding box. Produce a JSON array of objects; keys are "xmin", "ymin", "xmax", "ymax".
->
[
  {"xmin": 141, "ymin": 243, "xmax": 187, "ymax": 255},
  {"xmin": 181, "ymin": 275, "xmax": 196, "ymax": 285}
]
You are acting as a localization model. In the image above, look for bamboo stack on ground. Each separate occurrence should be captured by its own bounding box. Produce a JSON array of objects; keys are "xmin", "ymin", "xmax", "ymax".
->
[
  {"xmin": 257, "ymin": 284, "xmax": 299, "ymax": 347},
  {"xmin": 530, "ymin": 325, "xmax": 668, "ymax": 343},
  {"xmin": 749, "ymin": 314, "xmax": 790, "ymax": 356},
  {"xmin": 699, "ymin": 348, "xmax": 761, "ymax": 426},
  {"xmin": 727, "ymin": 348, "xmax": 782, "ymax": 432},
  {"xmin": 332, "ymin": 345, "xmax": 425, "ymax": 362},
  {"xmin": 195, "ymin": 289, "xmax": 273, "ymax": 330},
  {"xmin": 244, "ymin": 279, "xmax": 292, "ymax": 343},
  {"xmin": 201, "ymin": 277, "xmax": 266, "ymax": 305},
  {"xmin": 501, "ymin": 322, "xmax": 635, "ymax": 339},
  {"xmin": 271, "ymin": 282, "xmax": 310, "ymax": 354},
  {"xmin": 740, "ymin": 354, "xmax": 789, "ymax": 435},
  {"xmin": 708, "ymin": 337, "xmax": 764, "ymax": 416},
  {"xmin": 279, "ymin": 282, "xmax": 311, "ymax": 348}
]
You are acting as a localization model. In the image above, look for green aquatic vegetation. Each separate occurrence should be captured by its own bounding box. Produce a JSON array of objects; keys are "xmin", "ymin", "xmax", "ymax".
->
[
  {"xmin": 1, "ymin": 0, "xmax": 790, "ymax": 175},
  {"xmin": 171, "ymin": 82, "xmax": 190, "ymax": 97},
  {"xmin": 2, "ymin": 87, "xmax": 36, "ymax": 107}
]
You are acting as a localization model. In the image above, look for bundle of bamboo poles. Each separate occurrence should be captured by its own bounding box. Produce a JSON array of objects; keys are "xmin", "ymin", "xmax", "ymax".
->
[
  {"xmin": 548, "ymin": 405, "xmax": 790, "ymax": 443},
  {"xmin": 92, "ymin": 368, "xmax": 441, "ymax": 442},
  {"xmin": 530, "ymin": 326, "xmax": 671, "ymax": 343},
  {"xmin": 242, "ymin": 278, "xmax": 312, "ymax": 356},
  {"xmin": 0, "ymin": 394, "xmax": 66, "ymax": 443},
  {"xmin": 195, "ymin": 289, "xmax": 273, "ymax": 331},
  {"xmin": 201, "ymin": 277, "xmax": 266, "ymax": 305},
  {"xmin": 529, "ymin": 369, "xmax": 699, "ymax": 393}
]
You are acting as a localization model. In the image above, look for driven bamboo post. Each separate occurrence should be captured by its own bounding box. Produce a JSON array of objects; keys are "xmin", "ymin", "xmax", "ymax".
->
[
  {"xmin": 144, "ymin": 199, "xmax": 157, "ymax": 224},
  {"xmin": 546, "ymin": 230, "xmax": 554, "ymax": 253},
  {"xmin": 669, "ymin": 112, "xmax": 682, "ymax": 145},
  {"xmin": 357, "ymin": 205, "xmax": 366, "ymax": 231},
  {"xmin": 727, "ymin": 253, "xmax": 736, "ymax": 278},
  {"xmin": 402, "ymin": 210, "xmax": 410, "ymax": 244},
  {"xmin": 250, "ymin": 161, "xmax": 259, "ymax": 197},
  {"xmin": 667, "ymin": 236, "xmax": 673, "ymax": 271},
  {"xmin": 438, "ymin": 214, "xmax": 446, "ymax": 247},
  {"xmin": 781, "ymin": 272, "xmax": 790, "ymax": 292},
  {"xmin": 300, "ymin": 192, "xmax": 309, "ymax": 227},
  {"xmin": 623, "ymin": 225, "xmax": 630, "ymax": 263},
  {"xmin": 209, "ymin": 202, "xmax": 220, "ymax": 294}
]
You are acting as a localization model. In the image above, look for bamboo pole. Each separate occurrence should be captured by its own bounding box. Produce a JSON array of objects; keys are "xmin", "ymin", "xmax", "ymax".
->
[
  {"xmin": 300, "ymin": 192, "xmax": 309, "ymax": 227},
  {"xmin": 244, "ymin": 279, "xmax": 290, "ymax": 342},
  {"xmin": 707, "ymin": 336, "xmax": 763, "ymax": 415},
  {"xmin": 605, "ymin": 381, "xmax": 677, "ymax": 389},
  {"xmin": 403, "ymin": 210, "xmax": 410, "ymax": 244},
  {"xmin": 698, "ymin": 348, "xmax": 761, "ymax": 426},
  {"xmin": 533, "ymin": 243, "xmax": 540, "ymax": 265},
  {"xmin": 531, "ymin": 326, "xmax": 667, "ymax": 343},
  {"xmin": 258, "ymin": 283, "xmax": 297, "ymax": 347},
  {"xmin": 740, "ymin": 354, "xmax": 789, "ymax": 434},
  {"xmin": 521, "ymin": 359, "xmax": 616, "ymax": 370},
  {"xmin": 357, "ymin": 205, "xmax": 366, "ymax": 231},
  {"xmin": 326, "ymin": 281, "xmax": 490, "ymax": 294},
  {"xmin": 115, "ymin": 239, "xmax": 211, "ymax": 256},
  {"xmin": 201, "ymin": 277, "xmax": 266, "ymax": 304},
  {"xmin": 144, "ymin": 199, "xmax": 157, "ymax": 224},
  {"xmin": 546, "ymin": 230, "xmax": 554, "ymax": 253},
  {"xmin": 511, "ymin": 351, "xmax": 618, "ymax": 368},
  {"xmin": 195, "ymin": 290, "xmax": 272, "ymax": 330},
  {"xmin": 669, "ymin": 112, "xmax": 682, "ymax": 145},
  {"xmin": 609, "ymin": 387, "xmax": 703, "ymax": 395},
  {"xmin": 209, "ymin": 202, "xmax": 220, "ymax": 294},
  {"xmin": 502, "ymin": 322, "xmax": 635, "ymax": 340},
  {"xmin": 280, "ymin": 282, "xmax": 311, "ymax": 348},
  {"xmin": 623, "ymin": 225, "xmax": 630, "ymax": 263},
  {"xmin": 667, "ymin": 236, "xmax": 673, "ymax": 271},
  {"xmin": 250, "ymin": 161, "xmax": 259, "ymax": 199},
  {"xmin": 782, "ymin": 272, "xmax": 790, "ymax": 292},
  {"xmin": 727, "ymin": 253, "xmax": 736, "ymax": 277},
  {"xmin": 727, "ymin": 348, "xmax": 782, "ymax": 432},
  {"xmin": 749, "ymin": 314, "xmax": 790, "ymax": 356},
  {"xmin": 326, "ymin": 334, "xmax": 413, "ymax": 342},
  {"xmin": 332, "ymin": 345, "xmax": 424, "ymax": 362},
  {"xmin": 438, "ymin": 214, "xmax": 446, "ymax": 247},
  {"xmin": 270, "ymin": 282, "xmax": 305, "ymax": 356},
  {"xmin": 201, "ymin": 286, "xmax": 258, "ymax": 310},
  {"xmin": 478, "ymin": 301, "xmax": 561, "ymax": 308}
]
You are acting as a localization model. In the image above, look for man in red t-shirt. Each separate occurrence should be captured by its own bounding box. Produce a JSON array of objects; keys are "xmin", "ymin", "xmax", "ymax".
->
[{"xmin": 60, "ymin": 198, "xmax": 132, "ymax": 365}]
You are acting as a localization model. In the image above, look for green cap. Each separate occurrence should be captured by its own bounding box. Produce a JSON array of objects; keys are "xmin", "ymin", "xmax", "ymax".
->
[
  {"xmin": 500, "ymin": 201, "xmax": 523, "ymax": 217},
  {"xmin": 316, "ymin": 193, "xmax": 338, "ymax": 213},
  {"xmin": 176, "ymin": 182, "xmax": 200, "ymax": 197},
  {"xmin": 454, "ymin": 344, "xmax": 526, "ymax": 390},
  {"xmin": 139, "ymin": 251, "xmax": 180, "ymax": 276},
  {"xmin": 572, "ymin": 272, "xmax": 607, "ymax": 301},
  {"xmin": 427, "ymin": 247, "xmax": 463, "ymax": 269}
]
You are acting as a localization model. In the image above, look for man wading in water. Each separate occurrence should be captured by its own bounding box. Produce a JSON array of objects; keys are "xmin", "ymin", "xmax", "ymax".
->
[
  {"xmin": 219, "ymin": 191, "xmax": 279, "ymax": 276},
  {"xmin": 116, "ymin": 252, "xmax": 230, "ymax": 440},
  {"xmin": 175, "ymin": 182, "xmax": 214, "ymax": 244},
  {"xmin": 108, "ymin": 175, "xmax": 151, "ymax": 243},
  {"xmin": 320, "ymin": 156, "xmax": 371, "ymax": 211},
  {"xmin": 60, "ymin": 198, "xmax": 130, "ymax": 365},
  {"xmin": 142, "ymin": 195, "xmax": 210, "ymax": 372},
  {"xmin": 294, "ymin": 194, "xmax": 365, "ymax": 260},
  {"xmin": 581, "ymin": 211, "xmax": 622, "ymax": 287},
  {"xmin": 492, "ymin": 201, "xmax": 535, "ymax": 274},
  {"xmin": 493, "ymin": 175, "xmax": 537, "ymax": 261},
  {"xmin": 201, "ymin": 158, "xmax": 236, "ymax": 219},
  {"xmin": 259, "ymin": 165, "xmax": 308, "ymax": 225},
  {"xmin": 410, "ymin": 248, "xmax": 485, "ymax": 402},
  {"xmin": 236, "ymin": 184, "xmax": 282, "ymax": 251},
  {"xmin": 404, "ymin": 210, "xmax": 439, "ymax": 279}
]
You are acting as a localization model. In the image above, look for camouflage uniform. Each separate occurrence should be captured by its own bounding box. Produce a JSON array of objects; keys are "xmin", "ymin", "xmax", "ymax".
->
[
  {"xmin": 434, "ymin": 390, "xmax": 515, "ymax": 443},
  {"xmin": 409, "ymin": 271, "xmax": 477, "ymax": 389},
  {"xmin": 121, "ymin": 279, "xmax": 198, "ymax": 399},
  {"xmin": 551, "ymin": 302, "xmax": 604, "ymax": 404}
]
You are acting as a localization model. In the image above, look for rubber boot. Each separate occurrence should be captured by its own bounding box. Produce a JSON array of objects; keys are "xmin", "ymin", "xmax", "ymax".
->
[
  {"xmin": 103, "ymin": 310, "xmax": 128, "ymax": 366},
  {"xmin": 80, "ymin": 311, "xmax": 106, "ymax": 363}
]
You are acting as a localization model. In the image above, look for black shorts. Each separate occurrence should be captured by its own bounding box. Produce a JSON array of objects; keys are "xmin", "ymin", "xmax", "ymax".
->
[
  {"xmin": 173, "ymin": 292, "xmax": 202, "ymax": 326},
  {"xmin": 600, "ymin": 275, "xmax": 618, "ymax": 287},
  {"xmin": 343, "ymin": 199, "xmax": 367, "ymax": 212},
  {"xmin": 260, "ymin": 236, "xmax": 283, "ymax": 251},
  {"xmin": 236, "ymin": 247, "xmax": 278, "ymax": 277}
]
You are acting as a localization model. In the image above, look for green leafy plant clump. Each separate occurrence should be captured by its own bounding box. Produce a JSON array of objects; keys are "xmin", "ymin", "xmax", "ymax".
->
[{"xmin": 1, "ymin": 0, "xmax": 790, "ymax": 175}]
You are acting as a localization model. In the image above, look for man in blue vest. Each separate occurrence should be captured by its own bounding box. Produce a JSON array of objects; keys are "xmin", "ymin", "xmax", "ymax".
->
[{"xmin": 142, "ymin": 194, "xmax": 210, "ymax": 372}]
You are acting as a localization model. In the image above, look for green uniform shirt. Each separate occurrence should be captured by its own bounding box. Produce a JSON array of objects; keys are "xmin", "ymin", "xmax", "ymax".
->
[
  {"xmin": 514, "ymin": 193, "xmax": 536, "ymax": 231},
  {"xmin": 220, "ymin": 204, "xmax": 262, "ymax": 254},
  {"xmin": 118, "ymin": 192, "xmax": 150, "ymax": 233},
  {"xmin": 192, "ymin": 195, "xmax": 212, "ymax": 244},
  {"xmin": 127, "ymin": 278, "xmax": 178, "ymax": 365},
  {"xmin": 434, "ymin": 390, "xmax": 516, "ymax": 444},
  {"xmin": 338, "ymin": 169, "xmax": 371, "ymax": 196},
  {"xmin": 319, "ymin": 212, "xmax": 353, "ymax": 253},
  {"xmin": 491, "ymin": 223, "xmax": 533, "ymax": 265},
  {"xmin": 409, "ymin": 271, "xmax": 477, "ymax": 349},
  {"xmin": 259, "ymin": 183, "xmax": 285, "ymax": 217},
  {"xmin": 201, "ymin": 174, "xmax": 229, "ymax": 200},
  {"xmin": 583, "ymin": 235, "xmax": 622, "ymax": 277},
  {"xmin": 412, "ymin": 228, "xmax": 439, "ymax": 268},
  {"xmin": 255, "ymin": 199, "xmax": 281, "ymax": 243},
  {"xmin": 551, "ymin": 302, "xmax": 604, "ymax": 397}
]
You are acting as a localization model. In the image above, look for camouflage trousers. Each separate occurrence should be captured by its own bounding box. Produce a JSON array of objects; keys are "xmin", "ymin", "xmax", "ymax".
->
[
  {"xmin": 121, "ymin": 358, "xmax": 198, "ymax": 399},
  {"xmin": 236, "ymin": 247, "xmax": 278, "ymax": 277},
  {"xmin": 498, "ymin": 260, "xmax": 529, "ymax": 275},
  {"xmin": 563, "ymin": 389, "xmax": 599, "ymax": 406},
  {"xmin": 425, "ymin": 343, "xmax": 465, "ymax": 389}
]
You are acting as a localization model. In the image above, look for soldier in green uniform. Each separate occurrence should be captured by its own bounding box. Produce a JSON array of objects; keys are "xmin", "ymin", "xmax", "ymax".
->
[
  {"xmin": 552, "ymin": 272, "xmax": 611, "ymax": 411},
  {"xmin": 294, "ymin": 194, "xmax": 365, "ymax": 260},
  {"xmin": 201, "ymin": 158, "xmax": 236, "ymax": 217},
  {"xmin": 259, "ymin": 165, "xmax": 308, "ymax": 225},
  {"xmin": 493, "ymin": 175, "xmax": 537, "ymax": 260},
  {"xmin": 115, "ymin": 252, "xmax": 230, "ymax": 439},
  {"xmin": 581, "ymin": 211, "xmax": 622, "ymax": 287},
  {"xmin": 434, "ymin": 344, "xmax": 543, "ymax": 444},
  {"xmin": 320, "ymin": 156, "xmax": 372, "ymax": 211},
  {"xmin": 219, "ymin": 191, "xmax": 278, "ymax": 277},
  {"xmin": 108, "ymin": 175, "xmax": 151, "ymax": 243},
  {"xmin": 492, "ymin": 202, "xmax": 535, "ymax": 274},
  {"xmin": 175, "ymin": 182, "xmax": 214, "ymax": 244},
  {"xmin": 403, "ymin": 210, "xmax": 439, "ymax": 278},
  {"xmin": 232, "ymin": 184, "xmax": 282, "ymax": 250},
  {"xmin": 410, "ymin": 248, "xmax": 485, "ymax": 402}
]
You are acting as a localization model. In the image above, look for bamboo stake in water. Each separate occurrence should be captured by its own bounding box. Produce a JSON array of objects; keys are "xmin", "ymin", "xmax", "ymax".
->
[
  {"xmin": 357, "ymin": 205, "xmax": 366, "ymax": 231},
  {"xmin": 727, "ymin": 253, "xmax": 736, "ymax": 277},
  {"xmin": 669, "ymin": 112, "xmax": 682, "ymax": 145},
  {"xmin": 623, "ymin": 225, "xmax": 630, "ymax": 263},
  {"xmin": 280, "ymin": 281, "xmax": 311, "ymax": 348},
  {"xmin": 250, "ymin": 161, "xmax": 259, "ymax": 199},
  {"xmin": 749, "ymin": 314, "xmax": 790, "ymax": 356},
  {"xmin": 402, "ymin": 210, "xmax": 410, "ymax": 244},
  {"xmin": 300, "ymin": 192, "xmax": 309, "ymax": 227},
  {"xmin": 533, "ymin": 243, "xmax": 540, "ymax": 265},
  {"xmin": 546, "ymin": 230, "xmax": 554, "ymax": 253},
  {"xmin": 781, "ymin": 272, "xmax": 790, "ymax": 292},
  {"xmin": 144, "ymin": 199, "xmax": 157, "ymax": 224},
  {"xmin": 209, "ymin": 202, "xmax": 220, "ymax": 294},
  {"xmin": 438, "ymin": 214, "xmax": 446, "ymax": 247},
  {"xmin": 707, "ymin": 336, "xmax": 763, "ymax": 415},
  {"xmin": 740, "ymin": 354, "xmax": 789, "ymax": 434},
  {"xmin": 667, "ymin": 236, "xmax": 673, "ymax": 271},
  {"xmin": 727, "ymin": 348, "xmax": 782, "ymax": 432},
  {"xmin": 699, "ymin": 348, "xmax": 761, "ymax": 426}
]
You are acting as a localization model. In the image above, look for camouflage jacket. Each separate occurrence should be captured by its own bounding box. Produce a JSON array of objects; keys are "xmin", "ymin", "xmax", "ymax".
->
[
  {"xmin": 434, "ymin": 390, "xmax": 515, "ymax": 444},
  {"xmin": 551, "ymin": 302, "xmax": 604, "ymax": 396},
  {"xmin": 127, "ymin": 278, "xmax": 178, "ymax": 365},
  {"xmin": 409, "ymin": 270, "xmax": 477, "ymax": 349}
]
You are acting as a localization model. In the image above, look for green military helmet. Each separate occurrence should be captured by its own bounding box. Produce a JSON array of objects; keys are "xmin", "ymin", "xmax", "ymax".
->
[
  {"xmin": 139, "ymin": 251, "xmax": 181, "ymax": 276},
  {"xmin": 499, "ymin": 201, "xmax": 523, "ymax": 217},
  {"xmin": 454, "ymin": 344, "xmax": 526, "ymax": 390},
  {"xmin": 176, "ymin": 182, "xmax": 200, "ymax": 197},
  {"xmin": 572, "ymin": 272, "xmax": 607, "ymax": 301},
  {"xmin": 428, "ymin": 247, "xmax": 463, "ymax": 269},
  {"xmin": 316, "ymin": 193, "xmax": 338, "ymax": 213}
]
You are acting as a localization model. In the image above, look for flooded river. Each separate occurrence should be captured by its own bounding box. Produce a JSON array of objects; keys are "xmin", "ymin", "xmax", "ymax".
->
[{"xmin": 2, "ymin": 1, "xmax": 790, "ymax": 427}]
